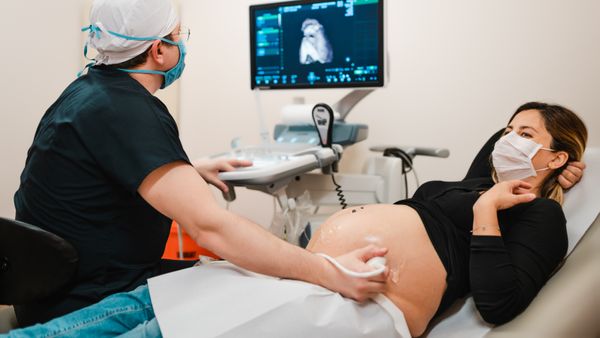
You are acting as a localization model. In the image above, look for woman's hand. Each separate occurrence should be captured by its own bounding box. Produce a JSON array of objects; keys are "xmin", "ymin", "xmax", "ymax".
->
[
  {"xmin": 319, "ymin": 245, "xmax": 389, "ymax": 302},
  {"xmin": 558, "ymin": 161, "xmax": 585, "ymax": 189},
  {"xmin": 476, "ymin": 180, "xmax": 536, "ymax": 211},
  {"xmin": 472, "ymin": 180, "xmax": 535, "ymax": 236},
  {"xmin": 192, "ymin": 158, "xmax": 253, "ymax": 193}
]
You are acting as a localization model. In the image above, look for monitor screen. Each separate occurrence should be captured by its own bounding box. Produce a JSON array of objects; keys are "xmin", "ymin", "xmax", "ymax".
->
[{"xmin": 250, "ymin": 0, "xmax": 385, "ymax": 89}]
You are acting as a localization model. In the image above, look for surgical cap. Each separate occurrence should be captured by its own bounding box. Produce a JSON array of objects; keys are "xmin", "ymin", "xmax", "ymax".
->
[{"xmin": 88, "ymin": 0, "xmax": 179, "ymax": 65}]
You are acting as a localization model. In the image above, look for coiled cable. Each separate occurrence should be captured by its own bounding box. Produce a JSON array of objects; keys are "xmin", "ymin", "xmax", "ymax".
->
[{"xmin": 331, "ymin": 174, "xmax": 347, "ymax": 209}]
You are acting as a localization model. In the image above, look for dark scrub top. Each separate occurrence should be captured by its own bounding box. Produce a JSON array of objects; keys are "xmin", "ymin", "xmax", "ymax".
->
[{"xmin": 13, "ymin": 66, "xmax": 194, "ymax": 326}]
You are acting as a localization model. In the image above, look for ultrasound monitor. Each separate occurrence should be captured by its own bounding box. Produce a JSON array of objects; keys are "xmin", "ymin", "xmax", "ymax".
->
[{"xmin": 250, "ymin": 0, "xmax": 385, "ymax": 89}]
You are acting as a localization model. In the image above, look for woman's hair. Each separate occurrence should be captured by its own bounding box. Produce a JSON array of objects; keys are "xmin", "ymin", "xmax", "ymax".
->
[{"xmin": 496, "ymin": 102, "xmax": 588, "ymax": 204}]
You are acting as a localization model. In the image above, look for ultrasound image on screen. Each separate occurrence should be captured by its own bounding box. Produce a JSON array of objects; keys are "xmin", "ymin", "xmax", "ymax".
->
[
  {"xmin": 251, "ymin": 0, "xmax": 383, "ymax": 89},
  {"xmin": 299, "ymin": 18, "xmax": 333, "ymax": 64}
]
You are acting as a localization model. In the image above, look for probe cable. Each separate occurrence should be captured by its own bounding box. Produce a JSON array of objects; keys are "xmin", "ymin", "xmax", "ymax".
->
[{"xmin": 315, "ymin": 253, "xmax": 386, "ymax": 278}]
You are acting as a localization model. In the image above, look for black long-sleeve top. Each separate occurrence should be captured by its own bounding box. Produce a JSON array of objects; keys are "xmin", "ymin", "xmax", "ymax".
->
[
  {"xmin": 464, "ymin": 128, "xmax": 568, "ymax": 323},
  {"xmin": 394, "ymin": 128, "xmax": 568, "ymax": 324},
  {"xmin": 396, "ymin": 179, "xmax": 567, "ymax": 324}
]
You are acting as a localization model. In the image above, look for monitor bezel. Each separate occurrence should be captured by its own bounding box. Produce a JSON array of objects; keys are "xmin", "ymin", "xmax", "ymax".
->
[{"xmin": 249, "ymin": 0, "xmax": 385, "ymax": 90}]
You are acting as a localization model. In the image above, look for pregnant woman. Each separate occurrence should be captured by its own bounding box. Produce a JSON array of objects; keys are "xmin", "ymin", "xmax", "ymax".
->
[{"xmin": 309, "ymin": 101, "xmax": 587, "ymax": 336}]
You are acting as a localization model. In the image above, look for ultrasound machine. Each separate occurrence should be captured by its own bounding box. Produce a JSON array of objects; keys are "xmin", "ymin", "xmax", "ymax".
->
[{"xmin": 213, "ymin": 0, "xmax": 448, "ymax": 245}]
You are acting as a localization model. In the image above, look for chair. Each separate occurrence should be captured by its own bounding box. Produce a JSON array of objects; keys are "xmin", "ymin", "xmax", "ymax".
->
[{"xmin": 0, "ymin": 217, "xmax": 78, "ymax": 331}]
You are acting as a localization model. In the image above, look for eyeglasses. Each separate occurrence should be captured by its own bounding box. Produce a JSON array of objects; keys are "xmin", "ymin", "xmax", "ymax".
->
[{"xmin": 172, "ymin": 26, "xmax": 191, "ymax": 42}]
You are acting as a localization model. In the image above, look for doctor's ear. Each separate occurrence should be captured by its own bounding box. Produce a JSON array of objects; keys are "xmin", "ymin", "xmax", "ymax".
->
[
  {"xmin": 549, "ymin": 151, "xmax": 569, "ymax": 169},
  {"xmin": 149, "ymin": 40, "xmax": 165, "ymax": 64}
]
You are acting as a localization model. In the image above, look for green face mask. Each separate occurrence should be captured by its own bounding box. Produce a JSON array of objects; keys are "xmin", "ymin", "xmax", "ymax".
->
[{"xmin": 81, "ymin": 24, "xmax": 187, "ymax": 89}]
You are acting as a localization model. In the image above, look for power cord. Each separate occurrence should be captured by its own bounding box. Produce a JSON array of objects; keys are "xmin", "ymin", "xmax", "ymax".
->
[{"xmin": 383, "ymin": 147, "xmax": 417, "ymax": 198}]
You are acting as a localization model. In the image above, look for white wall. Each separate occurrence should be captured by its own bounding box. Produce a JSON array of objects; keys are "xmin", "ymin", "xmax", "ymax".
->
[
  {"xmin": 178, "ymin": 0, "xmax": 599, "ymax": 226},
  {"xmin": 0, "ymin": 1, "xmax": 83, "ymax": 217},
  {"xmin": 0, "ymin": 1, "xmax": 598, "ymax": 222},
  {"xmin": 0, "ymin": 0, "xmax": 181, "ymax": 218}
]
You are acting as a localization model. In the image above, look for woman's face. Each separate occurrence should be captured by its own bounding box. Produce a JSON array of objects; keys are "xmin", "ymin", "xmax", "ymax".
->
[{"xmin": 503, "ymin": 109, "xmax": 565, "ymax": 189}]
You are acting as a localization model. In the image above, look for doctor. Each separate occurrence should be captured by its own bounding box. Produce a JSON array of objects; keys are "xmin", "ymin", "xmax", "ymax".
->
[{"xmin": 12, "ymin": 0, "xmax": 388, "ymax": 327}]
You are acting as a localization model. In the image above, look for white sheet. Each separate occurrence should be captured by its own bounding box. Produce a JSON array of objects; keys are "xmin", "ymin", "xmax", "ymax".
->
[
  {"xmin": 150, "ymin": 149, "xmax": 600, "ymax": 338},
  {"xmin": 425, "ymin": 148, "xmax": 600, "ymax": 338},
  {"xmin": 148, "ymin": 262, "xmax": 411, "ymax": 338}
]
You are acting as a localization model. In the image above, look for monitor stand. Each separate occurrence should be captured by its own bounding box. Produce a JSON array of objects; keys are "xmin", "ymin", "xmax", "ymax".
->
[
  {"xmin": 273, "ymin": 89, "xmax": 375, "ymax": 146},
  {"xmin": 333, "ymin": 89, "xmax": 375, "ymax": 121}
]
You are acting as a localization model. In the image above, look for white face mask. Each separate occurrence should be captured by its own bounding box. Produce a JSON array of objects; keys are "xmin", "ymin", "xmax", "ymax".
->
[{"xmin": 492, "ymin": 131, "xmax": 554, "ymax": 182}]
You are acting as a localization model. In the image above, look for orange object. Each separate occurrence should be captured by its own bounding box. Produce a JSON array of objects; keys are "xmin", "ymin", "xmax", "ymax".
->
[{"xmin": 162, "ymin": 221, "xmax": 220, "ymax": 260}]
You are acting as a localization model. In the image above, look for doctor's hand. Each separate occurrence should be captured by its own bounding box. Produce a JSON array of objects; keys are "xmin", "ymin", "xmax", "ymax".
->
[
  {"xmin": 319, "ymin": 245, "xmax": 389, "ymax": 302},
  {"xmin": 558, "ymin": 161, "xmax": 585, "ymax": 190},
  {"xmin": 192, "ymin": 158, "xmax": 253, "ymax": 193}
]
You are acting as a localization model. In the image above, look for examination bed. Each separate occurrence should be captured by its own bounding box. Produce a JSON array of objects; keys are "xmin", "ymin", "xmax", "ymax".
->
[
  {"xmin": 1, "ymin": 149, "xmax": 598, "ymax": 336},
  {"xmin": 148, "ymin": 148, "xmax": 600, "ymax": 338}
]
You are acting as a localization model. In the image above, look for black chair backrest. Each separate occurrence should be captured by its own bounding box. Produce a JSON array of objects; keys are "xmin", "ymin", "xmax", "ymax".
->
[
  {"xmin": 464, "ymin": 128, "xmax": 504, "ymax": 180},
  {"xmin": 0, "ymin": 217, "xmax": 78, "ymax": 305}
]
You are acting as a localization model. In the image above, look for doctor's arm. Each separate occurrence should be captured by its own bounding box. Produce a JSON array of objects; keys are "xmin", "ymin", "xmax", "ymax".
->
[{"xmin": 138, "ymin": 161, "xmax": 388, "ymax": 302}]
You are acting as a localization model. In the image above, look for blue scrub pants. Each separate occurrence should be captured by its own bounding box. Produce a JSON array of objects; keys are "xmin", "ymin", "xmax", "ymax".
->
[{"xmin": 1, "ymin": 285, "xmax": 159, "ymax": 338}]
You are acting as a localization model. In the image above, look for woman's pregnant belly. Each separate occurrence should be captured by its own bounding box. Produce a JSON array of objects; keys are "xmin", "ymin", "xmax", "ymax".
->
[{"xmin": 307, "ymin": 204, "xmax": 447, "ymax": 336}]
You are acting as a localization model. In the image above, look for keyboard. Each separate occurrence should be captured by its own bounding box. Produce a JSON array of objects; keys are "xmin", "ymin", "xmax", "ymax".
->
[{"xmin": 214, "ymin": 143, "xmax": 336, "ymax": 185}]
